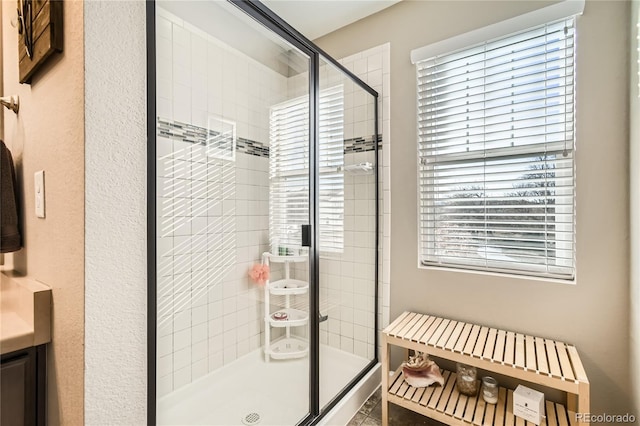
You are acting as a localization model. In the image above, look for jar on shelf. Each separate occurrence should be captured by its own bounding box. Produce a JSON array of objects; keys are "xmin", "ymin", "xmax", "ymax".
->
[
  {"xmin": 481, "ymin": 376, "xmax": 499, "ymax": 404},
  {"xmin": 456, "ymin": 363, "xmax": 478, "ymax": 396}
]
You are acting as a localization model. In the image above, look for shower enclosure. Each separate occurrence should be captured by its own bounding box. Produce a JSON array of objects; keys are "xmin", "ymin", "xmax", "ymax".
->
[{"xmin": 148, "ymin": 1, "xmax": 379, "ymax": 424}]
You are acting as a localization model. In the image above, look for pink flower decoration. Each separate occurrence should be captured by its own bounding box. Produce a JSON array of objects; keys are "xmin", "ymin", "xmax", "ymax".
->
[{"xmin": 249, "ymin": 263, "xmax": 270, "ymax": 285}]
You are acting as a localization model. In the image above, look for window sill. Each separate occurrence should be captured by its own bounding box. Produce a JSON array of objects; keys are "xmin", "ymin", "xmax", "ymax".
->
[{"xmin": 417, "ymin": 263, "xmax": 577, "ymax": 286}]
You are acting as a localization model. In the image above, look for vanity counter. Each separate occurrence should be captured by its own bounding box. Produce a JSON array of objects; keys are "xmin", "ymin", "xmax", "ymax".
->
[{"xmin": 0, "ymin": 272, "xmax": 51, "ymax": 354}]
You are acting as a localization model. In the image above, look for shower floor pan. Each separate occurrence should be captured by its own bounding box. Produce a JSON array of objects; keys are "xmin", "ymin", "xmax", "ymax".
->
[{"xmin": 157, "ymin": 344, "xmax": 371, "ymax": 425}]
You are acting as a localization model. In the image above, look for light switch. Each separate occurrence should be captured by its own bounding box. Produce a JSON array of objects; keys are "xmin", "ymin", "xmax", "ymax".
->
[{"xmin": 35, "ymin": 170, "xmax": 45, "ymax": 218}]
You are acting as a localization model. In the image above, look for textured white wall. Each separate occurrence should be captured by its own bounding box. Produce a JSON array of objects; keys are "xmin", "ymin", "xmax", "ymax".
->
[{"xmin": 84, "ymin": 1, "xmax": 148, "ymax": 424}]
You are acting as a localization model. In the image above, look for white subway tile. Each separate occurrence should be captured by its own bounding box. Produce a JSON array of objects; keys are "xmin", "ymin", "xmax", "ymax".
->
[
  {"xmin": 208, "ymin": 317, "xmax": 223, "ymax": 338},
  {"xmin": 354, "ymin": 340, "xmax": 368, "ymax": 358},
  {"xmin": 158, "ymin": 334, "xmax": 173, "ymax": 357},
  {"xmin": 174, "ymin": 345, "xmax": 191, "ymax": 371},
  {"xmin": 174, "ymin": 327, "xmax": 191, "ymax": 352},
  {"xmin": 208, "ymin": 351, "xmax": 223, "ymax": 372},
  {"xmin": 173, "ymin": 24, "xmax": 190, "ymax": 48},
  {"xmin": 223, "ymin": 346, "xmax": 237, "ymax": 365},
  {"xmin": 157, "ymin": 17, "xmax": 172, "ymax": 41},
  {"xmin": 192, "ymin": 357, "xmax": 208, "ymax": 380},
  {"xmin": 192, "ymin": 339, "xmax": 208, "ymax": 361},
  {"xmin": 157, "ymin": 373, "xmax": 173, "ymax": 399},
  {"xmin": 173, "ymin": 365, "xmax": 192, "ymax": 390},
  {"xmin": 192, "ymin": 305, "xmax": 208, "ymax": 326},
  {"xmin": 329, "ymin": 333, "xmax": 340, "ymax": 349},
  {"xmin": 223, "ymin": 312, "xmax": 237, "ymax": 331},
  {"xmin": 340, "ymin": 336, "xmax": 354, "ymax": 353}
]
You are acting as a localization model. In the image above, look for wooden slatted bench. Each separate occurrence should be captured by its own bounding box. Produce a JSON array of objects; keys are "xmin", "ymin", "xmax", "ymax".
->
[{"xmin": 381, "ymin": 312, "xmax": 590, "ymax": 426}]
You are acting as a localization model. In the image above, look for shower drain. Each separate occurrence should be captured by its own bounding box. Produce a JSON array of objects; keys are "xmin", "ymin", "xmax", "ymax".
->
[{"xmin": 242, "ymin": 412, "xmax": 261, "ymax": 425}]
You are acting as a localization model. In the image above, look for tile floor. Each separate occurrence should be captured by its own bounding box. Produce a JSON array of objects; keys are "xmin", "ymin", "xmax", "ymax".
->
[{"xmin": 347, "ymin": 388, "xmax": 446, "ymax": 426}]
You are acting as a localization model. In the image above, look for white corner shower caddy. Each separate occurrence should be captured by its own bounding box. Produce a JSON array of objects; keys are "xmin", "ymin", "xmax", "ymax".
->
[{"xmin": 262, "ymin": 252, "xmax": 309, "ymax": 361}]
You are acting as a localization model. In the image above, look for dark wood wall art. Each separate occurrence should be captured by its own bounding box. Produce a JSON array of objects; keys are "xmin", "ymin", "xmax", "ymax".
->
[{"xmin": 17, "ymin": 0, "xmax": 63, "ymax": 84}]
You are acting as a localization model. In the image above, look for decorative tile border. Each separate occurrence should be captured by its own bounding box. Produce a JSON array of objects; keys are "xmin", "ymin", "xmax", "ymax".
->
[
  {"xmin": 157, "ymin": 117, "xmax": 270, "ymax": 158},
  {"xmin": 157, "ymin": 117, "xmax": 381, "ymax": 158},
  {"xmin": 344, "ymin": 135, "xmax": 382, "ymax": 154}
]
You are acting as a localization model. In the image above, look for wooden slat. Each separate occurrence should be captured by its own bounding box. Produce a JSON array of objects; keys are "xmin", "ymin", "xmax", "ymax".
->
[
  {"xmin": 428, "ymin": 319, "xmax": 451, "ymax": 346},
  {"xmin": 463, "ymin": 394, "xmax": 477, "ymax": 423},
  {"xmin": 436, "ymin": 372, "xmax": 457, "ymax": 412},
  {"xmin": 556, "ymin": 342, "xmax": 576, "ymax": 381},
  {"xmin": 473, "ymin": 326, "xmax": 490, "ymax": 358},
  {"xmin": 516, "ymin": 413, "xmax": 526, "ymax": 426},
  {"xmin": 494, "ymin": 387, "xmax": 507, "ymax": 425},
  {"xmin": 568, "ymin": 408, "xmax": 577, "ymax": 426},
  {"xmin": 454, "ymin": 323, "xmax": 473, "ymax": 353},
  {"xmin": 483, "ymin": 328, "xmax": 498, "ymax": 360},
  {"xmin": 525, "ymin": 335, "xmax": 537, "ymax": 371},
  {"xmin": 567, "ymin": 345, "xmax": 589, "ymax": 383},
  {"xmin": 453, "ymin": 394, "xmax": 468, "ymax": 419},
  {"xmin": 536, "ymin": 337, "xmax": 550, "ymax": 375},
  {"xmin": 546, "ymin": 400, "xmax": 558, "ymax": 426},
  {"xmin": 411, "ymin": 386, "xmax": 425, "ymax": 403},
  {"xmin": 412, "ymin": 315, "xmax": 437, "ymax": 342},
  {"xmin": 436, "ymin": 320, "xmax": 458, "ymax": 348},
  {"xmin": 444, "ymin": 321, "xmax": 466, "ymax": 350},
  {"xmin": 388, "ymin": 312, "xmax": 417, "ymax": 336},
  {"xmin": 515, "ymin": 333, "xmax": 526, "ymax": 369},
  {"xmin": 397, "ymin": 381, "xmax": 410, "ymax": 398},
  {"xmin": 504, "ymin": 331, "xmax": 516, "ymax": 365},
  {"xmin": 557, "ymin": 403, "xmax": 569, "ymax": 426},
  {"xmin": 418, "ymin": 380, "xmax": 438, "ymax": 406},
  {"xmin": 419, "ymin": 317, "xmax": 444, "ymax": 345},
  {"xmin": 483, "ymin": 400, "xmax": 496, "ymax": 426},
  {"xmin": 493, "ymin": 329, "xmax": 507, "ymax": 363},
  {"xmin": 384, "ymin": 311, "xmax": 411, "ymax": 334},
  {"xmin": 397, "ymin": 313, "xmax": 425, "ymax": 339},
  {"xmin": 427, "ymin": 370, "xmax": 450, "ymax": 409},
  {"xmin": 404, "ymin": 314, "xmax": 430, "ymax": 342},
  {"xmin": 389, "ymin": 369, "xmax": 404, "ymax": 393},
  {"xmin": 404, "ymin": 386, "xmax": 417, "ymax": 400},
  {"xmin": 472, "ymin": 398, "xmax": 487, "ymax": 425},
  {"xmin": 463, "ymin": 325, "xmax": 482, "ymax": 355},
  {"xmin": 546, "ymin": 338, "xmax": 563, "ymax": 378},
  {"xmin": 505, "ymin": 389, "xmax": 515, "ymax": 425},
  {"xmin": 445, "ymin": 384, "xmax": 460, "ymax": 415}
]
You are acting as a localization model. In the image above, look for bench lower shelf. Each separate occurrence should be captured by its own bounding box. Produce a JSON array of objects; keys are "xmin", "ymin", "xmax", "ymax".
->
[{"xmin": 388, "ymin": 367, "xmax": 576, "ymax": 426}]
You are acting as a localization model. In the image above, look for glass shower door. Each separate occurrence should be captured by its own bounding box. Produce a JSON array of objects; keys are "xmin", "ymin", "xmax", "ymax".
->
[
  {"xmin": 317, "ymin": 56, "xmax": 378, "ymax": 411},
  {"xmin": 154, "ymin": 1, "xmax": 313, "ymax": 424}
]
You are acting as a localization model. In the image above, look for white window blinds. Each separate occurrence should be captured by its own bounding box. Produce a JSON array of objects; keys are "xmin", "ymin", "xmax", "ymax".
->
[
  {"xmin": 417, "ymin": 17, "xmax": 576, "ymax": 279},
  {"xmin": 270, "ymin": 86, "xmax": 344, "ymax": 252}
]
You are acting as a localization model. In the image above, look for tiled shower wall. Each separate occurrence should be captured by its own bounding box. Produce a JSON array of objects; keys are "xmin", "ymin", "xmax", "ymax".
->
[
  {"xmin": 286, "ymin": 45, "xmax": 391, "ymax": 360},
  {"xmin": 340, "ymin": 44, "xmax": 392, "ymax": 360},
  {"xmin": 155, "ymin": 8, "xmax": 287, "ymax": 397}
]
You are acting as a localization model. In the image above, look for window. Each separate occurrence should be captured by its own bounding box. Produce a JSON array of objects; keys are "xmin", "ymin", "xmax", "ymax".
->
[
  {"xmin": 270, "ymin": 86, "xmax": 344, "ymax": 252},
  {"xmin": 416, "ymin": 17, "xmax": 576, "ymax": 279}
]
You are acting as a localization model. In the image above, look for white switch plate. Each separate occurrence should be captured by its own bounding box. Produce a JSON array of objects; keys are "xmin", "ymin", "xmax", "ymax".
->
[{"xmin": 35, "ymin": 170, "xmax": 45, "ymax": 218}]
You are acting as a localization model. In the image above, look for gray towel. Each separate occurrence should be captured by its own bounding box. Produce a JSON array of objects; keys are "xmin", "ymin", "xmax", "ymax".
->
[{"xmin": 0, "ymin": 140, "xmax": 21, "ymax": 252}]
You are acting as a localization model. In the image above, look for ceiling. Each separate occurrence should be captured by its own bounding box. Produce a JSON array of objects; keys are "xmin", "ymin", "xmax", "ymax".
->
[{"xmin": 261, "ymin": 0, "xmax": 402, "ymax": 40}]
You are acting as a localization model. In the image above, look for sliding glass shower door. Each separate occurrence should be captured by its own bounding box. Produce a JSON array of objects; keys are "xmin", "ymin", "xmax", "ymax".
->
[
  {"xmin": 150, "ymin": 1, "xmax": 379, "ymax": 425},
  {"xmin": 153, "ymin": 1, "xmax": 312, "ymax": 424}
]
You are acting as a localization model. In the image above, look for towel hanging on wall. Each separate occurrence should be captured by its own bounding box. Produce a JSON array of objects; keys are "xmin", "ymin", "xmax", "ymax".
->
[{"xmin": 0, "ymin": 140, "xmax": 21, "ymax": 252}]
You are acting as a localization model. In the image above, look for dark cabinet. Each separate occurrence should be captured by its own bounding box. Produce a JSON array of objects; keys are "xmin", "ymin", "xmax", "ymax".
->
[{"xmin": 1, "ymin": 345, "xmax": 46, "ymax": 426}]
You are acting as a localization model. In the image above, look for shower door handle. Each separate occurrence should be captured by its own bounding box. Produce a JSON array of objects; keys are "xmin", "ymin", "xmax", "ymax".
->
[{"xmin": 301, "ymin": 224, "xmax": 311, "ymax": 247}]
